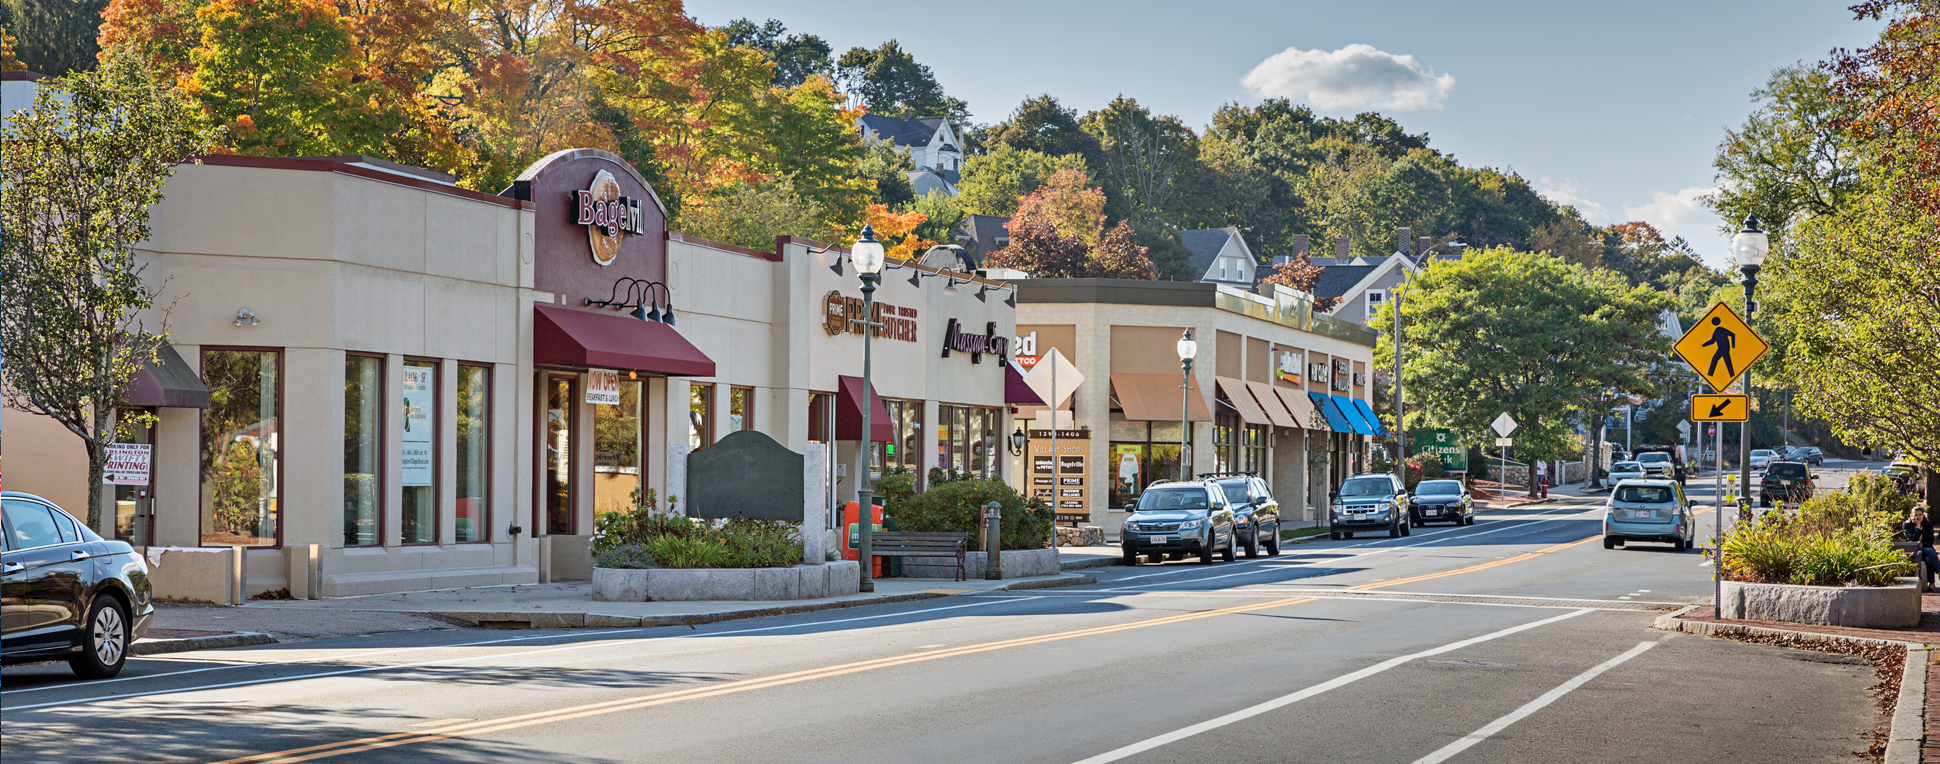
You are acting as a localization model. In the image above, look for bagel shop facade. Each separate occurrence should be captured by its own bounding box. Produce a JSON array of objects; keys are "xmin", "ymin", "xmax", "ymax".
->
[{"xmin": 1, "ymin": 148, "xmax": 1020, "ymax": 598}]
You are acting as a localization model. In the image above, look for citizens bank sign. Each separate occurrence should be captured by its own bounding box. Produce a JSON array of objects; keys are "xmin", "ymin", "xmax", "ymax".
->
[
  {"xmin": 572, "ymin": 169, "xmax": 647, "ymax": 266},
  {"xmin": 940, "ymin": 319, "xmax": 1008, "ymax": 364}
]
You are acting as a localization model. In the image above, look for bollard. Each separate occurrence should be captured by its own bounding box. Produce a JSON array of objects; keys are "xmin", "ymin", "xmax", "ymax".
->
[{"xmin": 984, "ymin": 501, "xmax": 1003, "ymax": 580}]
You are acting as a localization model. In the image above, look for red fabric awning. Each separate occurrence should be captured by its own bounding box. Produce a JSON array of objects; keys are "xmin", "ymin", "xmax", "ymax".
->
[
  {"xmin": 1006, "ymin": 361, "xmax": 1044, "ymax": 405},
  {"xmin": 836, "ymin": 375, "xmax": 894, "ymax": 443},
  {"xmin": 534, "ymin": 303, "xmax": 715, "ymax": 377}
]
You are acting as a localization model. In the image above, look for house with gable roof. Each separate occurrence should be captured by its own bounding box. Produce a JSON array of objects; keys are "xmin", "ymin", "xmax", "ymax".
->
[
  {"xmin": 856, "ymin": 112, "xmax": 965, "ymax": 197},
  {"xmin": 1178, "ymin": 227, "xmax": 1260, "ymax": 288}
]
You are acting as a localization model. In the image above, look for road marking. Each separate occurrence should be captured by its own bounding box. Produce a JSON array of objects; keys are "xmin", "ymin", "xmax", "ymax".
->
[
  {"xmin": 1408, "ymin": 639, "xmax": 1664, "ymax": 764},
  {"xmin": 1067, "ymin": 609, "xmax": 1596, "ymax": 764},
  {"xmin": 408, "ymin": 719, "xmax": 470, "ymax": 727},
  {"xmin": 184, "ymin": 537, "xmax": 1597, "ymax": 764},
  {"xmin": 3, "ymin": 597, "xmax": 1040, "ymax": 713}
]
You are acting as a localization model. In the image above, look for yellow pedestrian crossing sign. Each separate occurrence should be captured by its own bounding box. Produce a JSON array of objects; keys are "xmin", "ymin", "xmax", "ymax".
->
[
  {"xmin": 1673, "ymin": 302, "xmax": 1767, "ymax": 393},
  {"xmin": 1690, "ymin": 393, "xmax": 1749, "ymax": 422}
]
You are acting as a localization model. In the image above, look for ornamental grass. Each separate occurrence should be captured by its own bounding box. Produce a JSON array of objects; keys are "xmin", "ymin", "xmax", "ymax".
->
[{"xmin": 1720, "ymin": 489, "xmax": 1912, "ymax": 587}]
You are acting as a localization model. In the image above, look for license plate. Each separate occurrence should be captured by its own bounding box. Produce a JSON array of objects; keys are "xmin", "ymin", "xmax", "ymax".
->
[
  {"xmin": 1149, "ymin": 536, "xmax": 1168, "ymax": 544},
  {"xmin": 1632, "ymin": 510, "xmax": 1652, "ymax": 518},
  {"xmin": 1425, "ymin": 509, "xmax": 1440, "ymax": 516}
]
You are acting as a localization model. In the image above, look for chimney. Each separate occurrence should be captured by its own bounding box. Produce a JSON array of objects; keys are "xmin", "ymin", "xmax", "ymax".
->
[
  {"xmin": 902, "ymin": 106, "xmax": 912, "ymax": 119},
  {"xmin": 1292, "ymin": 234, "xmax": 1309, "ymax": 258},
  {"xmin": 1418, "ymin": 237, "xmax": 1433, "ymax": 259},
  {"xmin": 1336, "ymin": 235, "xmax": 1350, "ymax": 259},
  {"xmin": 1397, "ymin": 228, "xmax": 1412, "ymax": 256}
]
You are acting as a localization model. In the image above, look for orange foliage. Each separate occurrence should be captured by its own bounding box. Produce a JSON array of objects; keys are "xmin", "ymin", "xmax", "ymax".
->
[{"xmin": 865, "ymin": 203, "xmax": 932, "ymax": 260}]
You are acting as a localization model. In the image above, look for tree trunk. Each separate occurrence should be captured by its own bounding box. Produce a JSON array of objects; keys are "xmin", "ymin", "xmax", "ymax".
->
[
  {"xmin": 1926, "ymin": 469, "xmax": 1939, "ymax": 511},
  {"xmin": 84, "ymin": 437, "xmax": 106, "ymax": 530}
]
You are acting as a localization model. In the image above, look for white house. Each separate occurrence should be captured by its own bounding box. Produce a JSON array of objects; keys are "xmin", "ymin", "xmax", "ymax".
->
[
  {"xmin": 1178, "ymin": 227, "xmax": 1259, "ymax": 288},
  {"xmin": 856, "ymin": 113, "xmax": 963, "ymax": 197}
]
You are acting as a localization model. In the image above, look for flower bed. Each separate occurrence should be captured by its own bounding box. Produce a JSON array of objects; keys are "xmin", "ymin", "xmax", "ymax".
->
[{"xmin": 1716, "ymin": 476, "xmax": 1919, "ymax": 628}]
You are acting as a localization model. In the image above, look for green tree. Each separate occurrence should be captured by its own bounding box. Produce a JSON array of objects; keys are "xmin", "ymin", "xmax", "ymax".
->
[
  {"xmin": 181, "ymin": 0, "xmax": 367, "ymax": 156},
  {"xmin": 835, "ymin": 40, "xmax": 966, "ymax": 119},
  {"xmin": 1371, "ymin": 248, "xmax": 1670, "ymax": 489},
  {"xmin": 673, "ymin": 177, "xmax": 825, "ymax": 250},
  {"xmin": 9, "ymin": 0, "xmax": 106, "ymax": 75},
  {"xmin": 0, "ymin": 54, "xmax": 215, "ymax": 527},
  {"xmin": 720, "ymin": 18, "xmax": 832, "ymax": 88},
  {"xmin": 955, "ymin": 144, "xmax": 1087, "ymax": 217},
  {"xmin": 982, "ymin": 94, "xmax": 1102, "ymax": 169},
  {"xmin": 1081, "ymin": 96, "xmax": 1196, "ymax": 225},
  {"xmin": 1129, "ymin": 220, "xmax": 1194, "ymax": 281},
  {"xmin": 908, "ymin": 189, "xmax": 964, "ymax": 248},
  {"xmin": 1707, "ymin": 64, "xmax": 1867, "ymax": 240},
  {"xmin": 853, "ymin": 133, "xmax": 915, "ymax": 209}
]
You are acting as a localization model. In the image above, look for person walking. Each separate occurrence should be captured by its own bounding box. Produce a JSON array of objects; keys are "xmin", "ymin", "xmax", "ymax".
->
[{"xmin": 1904, "ymin": 504, "xmax": 1938, "ymax": 591}]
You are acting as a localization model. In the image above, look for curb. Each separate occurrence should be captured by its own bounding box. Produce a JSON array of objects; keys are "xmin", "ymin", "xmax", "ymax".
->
[
  {"xmin": 1651, "ymin": 606, "xmax": 1929, "ymax": 762},
  {"xmin": 132, "ymin": 631, "xmax": 277, "ymax": 656},
  {"xmin": 1061, "ymin": 557, "xmax": 1119, "ymax": 570},
  {"xmin": 434, "ymin": 574, "xmax": 1098, "ymax": 630}
]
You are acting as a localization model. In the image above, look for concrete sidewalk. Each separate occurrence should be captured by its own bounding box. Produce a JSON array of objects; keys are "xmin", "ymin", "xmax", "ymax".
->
[{"xmin": 229, "ymin": 573, "xmax": 1093, "ymax": 630}]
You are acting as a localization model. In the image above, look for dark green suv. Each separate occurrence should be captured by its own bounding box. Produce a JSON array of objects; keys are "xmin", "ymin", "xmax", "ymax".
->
[{"xmin": 1206, "ymin": 473, "xmax": 1281, "ymax": 557}]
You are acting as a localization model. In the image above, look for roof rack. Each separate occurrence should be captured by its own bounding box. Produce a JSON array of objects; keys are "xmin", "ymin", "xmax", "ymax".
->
[{"xmin": 1196, "ymin": 471, "xmax": 1258, "ymax": 479}]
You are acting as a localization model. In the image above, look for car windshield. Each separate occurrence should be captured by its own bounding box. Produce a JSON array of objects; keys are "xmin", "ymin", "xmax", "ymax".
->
[
  {"xmin": 1136, "ymin": 488, "xmax": 1210, "ymax": 511},
  {"xmin": 1752, "ymin": 450, "xmax": 1775, "ymax": 457},
  {"xmin": 1768, "ymin": 463, "xmax": 1807, "ymax": 479},
  {"xmin": 1215, "ymin": 479, "xmax": 1250, "ymax": 502},
  {"xmin": 1613, "ymin": 462, "xmax": 1642, "ymax": 471},
  {"xmin": 1636, "ymin": 453, "xmax": 1670, "ymax": 463},
  {"xmin": 1416, "ymin": 480, "xmax": 1463, "ymax": 495},
  {"xmin": 1615, "ymin": 485, "xmax": 1676, "ymax": 504},
  {"xmin": 1339, "ymin": 478, "xmax": 1393, "ymax": 497}
]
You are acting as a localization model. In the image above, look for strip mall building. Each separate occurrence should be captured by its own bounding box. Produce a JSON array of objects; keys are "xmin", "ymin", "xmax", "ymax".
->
[{"xmin": 2, "ymin": 149, "xmax": 1021, "ymax": 597}]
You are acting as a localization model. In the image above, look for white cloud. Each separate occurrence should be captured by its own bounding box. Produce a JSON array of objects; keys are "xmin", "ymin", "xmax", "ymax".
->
[
  {"xmin": 1241, "ymin": 44, "xmax": 1455, "ymax": 112},
  {"xmin": 1534, "ymin": 178, "xmax": 1613, "ymax": 225},
  {"xmin": 1623, "ymin": 186, "xmax": 1733, "ymax": 270}
]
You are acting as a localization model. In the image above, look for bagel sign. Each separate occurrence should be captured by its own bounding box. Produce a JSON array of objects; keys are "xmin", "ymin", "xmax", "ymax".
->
[{"xmin": 572, "ymin": 169, "xmax": 647, "ymax": 266}]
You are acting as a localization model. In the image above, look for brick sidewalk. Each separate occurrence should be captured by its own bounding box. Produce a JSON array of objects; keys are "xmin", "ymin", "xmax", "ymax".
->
[{"xmin": 1670, "ymin": 597, "xmax": 1940, "ymax": 646}]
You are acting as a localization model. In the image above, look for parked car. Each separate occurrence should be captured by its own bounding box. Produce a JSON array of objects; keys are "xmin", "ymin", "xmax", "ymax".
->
[
  {"xmin": 1410, "ymin": 479, "xmax": 1474, "ymax": 527},
  {"xmin": 1608, "ymin": 461, "xmax": 1647, "ymax": 484},
  {"xmin": 1330, "ymin": 473, "xmax": 1412, "ymax": 540},
  {"xmin": 1887, "ymin": 461, "xmax": 1920, "ymax": 493},
  {"xmin": 1749, "ymin": 449, "xmax": 1778, "ymax": 470},
  {"xmin": 1121, "ymin": 480, "xmax": 1238, "ymax": 565},
  {"xmin": 2, "ymin": 491, "xmax": 154, "ymax": 679},
  {"xmin": 1794, "ymin": 446, "xmax": 1825, "ymax": 466},
  {"xmin": 1759, "ymin": 461, "xmax": 1817, "ymax": 506},
  {"xmin": 1206, "ymin": 473, "xmax": 1281, "ymax": 558},
  {"xmin": 1632, "ymin": 448, "xmax": 1685, "ymax": 484},
  {"xmin": 1603, "ymin": 480, "xmax": 1696, "ymax": 551}
]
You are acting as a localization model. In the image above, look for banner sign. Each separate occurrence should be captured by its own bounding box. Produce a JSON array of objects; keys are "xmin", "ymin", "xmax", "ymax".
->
[
  {"xmin": 402, "ymin": 365, "xmax": 435, "ymax": 487},
  {"xmin": 586, "ymin": 369, "xmax": 621, "ymax": 405},
  {"xmin": 103, "ymin": 443, "xmax": 151, "ymax": 485}
]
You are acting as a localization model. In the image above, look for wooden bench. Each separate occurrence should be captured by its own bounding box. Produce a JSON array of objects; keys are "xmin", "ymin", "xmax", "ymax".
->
[{"xmin": 869, "ymin": 532, "xmax": 969, "ymax": 582}]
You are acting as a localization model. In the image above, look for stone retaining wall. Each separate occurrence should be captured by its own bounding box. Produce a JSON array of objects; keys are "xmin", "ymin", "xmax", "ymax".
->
[
  {"xmin": 1718, "ymin": 578, "xmax": 1920, "ymax": 628},
  {"xmin": 899, "ymin": 548, "xmax": 1060, "ymax": 580},
  {"xmin": 592, "ymin": 561, "xmax": 860, "ymax": 602}
]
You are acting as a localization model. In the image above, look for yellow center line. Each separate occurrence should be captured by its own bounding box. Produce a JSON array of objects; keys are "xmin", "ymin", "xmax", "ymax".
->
[{"xmin": 210, "ymin": 533, "xmax": 1608, "ymax": 764}]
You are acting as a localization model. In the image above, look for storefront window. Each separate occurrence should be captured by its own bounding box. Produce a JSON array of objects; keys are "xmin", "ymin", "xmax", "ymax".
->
[
  {"xmin": 344, "ymin": 355, "xmax": 382, "ymax": 546},
  {"xmin": 594, "ymin": 379, "xmax": 643, "ymax": 518},
  {"xmin": 544, "ymin": 375, "xmax": 575, "ymax": 535},
  {"xmin": 728, "ymin": 387, "xmax": 754, "ymax": 432},
  {"xmin": 401, "ymin": 361, "xmax": 438, "ymax": 544},
  {"xmin": 455, "ymin": 365, "xmax": 489, "ymax": 543},
  {"xmin": 1213, "ymin": 411, "xmax": 1240, "ymax": 474},
  {"xmin": 937, "ymin": 404, "xmax": 1001, "ymax": 480},
  {"xmin": 200, "ymin": 349, "xmax": 280, "ymax": 547},
  {"xmin": 1244, "ymin": 424, "xmax": 1268, "ymax": 475},
  {"xmin": 689, "ymin": 384, "xmax": 713, "ymax": 451},
  {"xmin": 1108, "ymin": 419, "xmax": 1185, "ymax": 509},
  {"xmin": 874, "ymin": 399, "xmax": 922, "ymax": 475}
]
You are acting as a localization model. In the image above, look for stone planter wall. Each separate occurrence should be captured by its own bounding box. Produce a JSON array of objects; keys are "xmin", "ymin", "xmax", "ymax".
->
[
  {"xmin": 592, "ymin": 561, "xmax": 860, "ymax": 602},
  {"xmin": 1719, "ymin": 578, "xmax": 1920, "ymax": 628},
  {"xmin": 898, "ymin": 547, "xmax": 1059, "ymax": 580}
]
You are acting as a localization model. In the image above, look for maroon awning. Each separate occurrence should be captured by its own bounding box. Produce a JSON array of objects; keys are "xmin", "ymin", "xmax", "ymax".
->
[
  {"xmin": 1006, "ymin": 361, "xmax": 1043, "ymax": 405},
  {"xmin": 836, "ymin": 375, "xmax": 894, "ymax": 443},
  {"xmin": 534, "ymin": 303, "xmax": 715, "ymax": 377},
  {"xmin": 124, "ymin": 343, "xmax": 210, "ymax": 408}
]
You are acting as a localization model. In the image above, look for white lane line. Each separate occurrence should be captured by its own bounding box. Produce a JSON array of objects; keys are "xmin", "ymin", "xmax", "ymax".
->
[
  {"xmin": 1068, "ymin": 608, "xmax": 1595, "ymax": 764},
  {"xmin": 1408, "ymin": 639, "xmax": 1664, "ymax": 764},
  {"xmin": 4, "ymin": 597, "xmax": 1043, "ymax": 713},
  {"xmin": 1100, "ymin": 507, "xmax": 1590, "ymax": 591}
]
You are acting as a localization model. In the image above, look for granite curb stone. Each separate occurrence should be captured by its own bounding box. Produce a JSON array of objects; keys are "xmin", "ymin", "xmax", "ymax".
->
[{"xmin": 132, "ymin": 631, "xmax": 277, "ymax": 655}]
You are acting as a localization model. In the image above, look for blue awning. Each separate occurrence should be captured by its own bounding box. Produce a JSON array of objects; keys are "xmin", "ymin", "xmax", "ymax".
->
[
  {"xmin": 1309, "ymin": 392, "xmax": 1351, "ymax": 433},
  {"xmin": 1331, "ymin": 394, "xmax": 1374, "ymax": 435},
  {"xmin": 1351, "ymin": 397, "xmax": 1387, "ymax": 436}
]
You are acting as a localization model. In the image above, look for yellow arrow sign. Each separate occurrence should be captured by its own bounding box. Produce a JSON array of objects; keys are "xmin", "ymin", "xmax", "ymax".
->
[
  {"xmin": 1690, "ymin": 393, "xmax": 1749, "ymax": 422},
  {"xmin": 1673, "ymin": 302, "xmax": 1768, "ymax": 393}
]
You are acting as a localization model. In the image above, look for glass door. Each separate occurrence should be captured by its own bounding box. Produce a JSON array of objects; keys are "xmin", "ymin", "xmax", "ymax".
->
[
  {"xmin": 543, "ymin": 375, "xmax": 577, "ymax": 536},
  {"xmin": 114, "ymin": 408, "xmax": 157, "ymax": 545}
]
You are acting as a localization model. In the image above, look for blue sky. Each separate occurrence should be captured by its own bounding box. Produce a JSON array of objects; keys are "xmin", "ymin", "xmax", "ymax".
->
[{"xmin": 684, "ymin": 0, "xmax": 1881, "ymax": 270}]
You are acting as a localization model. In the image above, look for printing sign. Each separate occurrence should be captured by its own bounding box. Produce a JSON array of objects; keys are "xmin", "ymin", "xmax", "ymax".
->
[
  {"xmin": 102, "ymin": 443, "xmax": 151, "ymax": 485},
  {"xmin": 573, "ymin": 169, "xmax": 647, "ymax": 266}
]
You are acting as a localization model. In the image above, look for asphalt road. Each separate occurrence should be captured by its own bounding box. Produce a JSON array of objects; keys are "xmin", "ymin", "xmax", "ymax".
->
[{"xmin": 1, "ymin": 493, "xmax": 1890, "ymax": 763}]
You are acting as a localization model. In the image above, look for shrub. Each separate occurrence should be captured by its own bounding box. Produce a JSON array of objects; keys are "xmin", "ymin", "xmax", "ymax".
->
[
  {"xmin": 1721, "ymin": 492, "xmax": 1912, "ymax": 587},
  {"xmin": 876, "ymin": 468, "xmax": 918, "ymax": 512},
  {"xmin": 1401, "ymin": 454, "xmax": 1446, "ymax": 491},
  {"xmin": 1848, "ymin": 471, "xmax": 1916, "ymax": 518},
  {"xmin": 893, "ymin": 478, "xmax": 1051, "ymax": 550},
  {"xmin": 593, "ymin": 510, "xmax": 804, "ymax": 569},
  {"xmin": 593, "ymin": 545, "xmax": 658, "ymax": 570}
]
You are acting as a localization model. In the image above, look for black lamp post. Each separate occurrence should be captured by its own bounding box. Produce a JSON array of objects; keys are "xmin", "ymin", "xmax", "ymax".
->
[
  {"xmin": 849, "ymin": 226, "xmax": 887, "ymax": 593},
  {"xmin": 1176, "ymin": 330, "xmax": 1198, "ymax": 481},
  {"xmin": 1731, "ymin": 215, "xmax": 1770, "ymax": 517}
]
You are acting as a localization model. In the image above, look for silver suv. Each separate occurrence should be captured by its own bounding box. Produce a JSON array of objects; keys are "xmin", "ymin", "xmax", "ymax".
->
[{"xmin": 1121, "ymin": 480, "xmax": 1238, "ymax": 565}]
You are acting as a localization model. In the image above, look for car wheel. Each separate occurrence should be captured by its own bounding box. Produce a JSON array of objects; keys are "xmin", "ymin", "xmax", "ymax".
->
[
  {"xmin": 1199, "ymin": 541, "xmax": 1215, "ymax": 565},
  {"xmin": 1122, "ymin": 546, "xmax": 1140, "ymax": 566},
  {"xmin": 1388, "ymin": 520, "xmax": 1402, "ymax": 539},
  {"xmin": 1265, "ymin": 524, "xmax": 1281, "ymax": 556},
  {"xmin": 70, "ymin": 595, "xmax": 130, "ymax": 680},
  {"xmin": 1673, "ymin": 537, "xmax": 1687, "ymax": 552},
  {"xmin": 1243, "ymin": 529, "xmax": 1259, "ymax": 558},
  {"xmin": 1603, "ymin": 536, "xmax": 1616, "ymax": 550},
  {"xmin": 1221, "ymin": 536, "xmax": 1237, "ymax": 562}
]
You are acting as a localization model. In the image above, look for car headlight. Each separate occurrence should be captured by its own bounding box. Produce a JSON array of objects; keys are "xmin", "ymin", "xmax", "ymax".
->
[{"xmin": 1179, "ymin": 519, "xmax": 1204, "ymax": 530}]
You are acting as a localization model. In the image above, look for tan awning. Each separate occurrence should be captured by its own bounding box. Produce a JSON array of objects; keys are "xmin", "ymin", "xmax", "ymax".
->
[
  {"xmin": 1246, "ymin": 380, "xmax": 1298, "ymax": 429},
  {"xmin": 1215, "ymin": 376, "xmax": 1270, "ymax": 425},
  {"xmin": 1110, "ymin": 373, "xmax": 1213, "ymax": 422},
  {"xmin": 1276, "ymin": 385, "xmax": 1326, "ymax": 431}
]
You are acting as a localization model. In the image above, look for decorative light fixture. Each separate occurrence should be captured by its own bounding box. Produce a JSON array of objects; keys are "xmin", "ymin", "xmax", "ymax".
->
[
  {"xmin": 850, "ymin": 225, "xmax": 885, "ymax": 595},
  {"xmin": 943, "ymin": 277, "xmax": 959, "ymax": 296},
  {"xmin": 1003, "ymin": 291, "xmax": 1016, "ymax": 309},
  {"xmin": 233, "ymin": 308, "xmax": 260, "ymax": 327},
  {"xmin": 1176, "ymin": 330, "xmax": 1197, "ymax": 482},
  {"xmin": 974, "ymin": 285, "xmax": 988, "ymax": 303},
  {"xmin": 1008, "ymin": 426, "xmax": 1028, "ymax": 456},
  {"xmin": 586, "ymin": 277, "xmax": 676, "ymax": 326},
  {"xmin": 907, "ymin": 270, "xmax": 923, "ymax": 289}
]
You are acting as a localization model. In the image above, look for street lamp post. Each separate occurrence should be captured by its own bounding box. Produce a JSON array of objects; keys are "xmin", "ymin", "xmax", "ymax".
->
[
  {"xmin": 850, "ymin": 226, "xmax": 887, "ymax": 593},
  {"xmin": 1176, "ymin": 330, "xmax": 1198, "ymax": 481},
  {"xmin": 1731, "ymin": 216, "xmax": 1769, "ymax": 526}
]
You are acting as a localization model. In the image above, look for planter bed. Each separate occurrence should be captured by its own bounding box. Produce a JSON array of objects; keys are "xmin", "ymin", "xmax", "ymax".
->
[
  {"xmin": 898, "ymin": 548, "xmax": 1059, "ymax": 580},
  {"xmin": 592, "ymin": 561, "xmax": 860, "ymax": 602},
  {"xmin": 1718, "ymin": 578, "xmax": 1920, "ymax": 629}
]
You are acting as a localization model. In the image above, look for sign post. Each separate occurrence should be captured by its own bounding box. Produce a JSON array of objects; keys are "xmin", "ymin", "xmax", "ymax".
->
[
  {"xmin": 1491, "ymin": 413, "xmax": 1518, "ymax": 493},
  {"xmin": 1673, "ymin": 302, "xmax": 1768, "ymax": 615}
]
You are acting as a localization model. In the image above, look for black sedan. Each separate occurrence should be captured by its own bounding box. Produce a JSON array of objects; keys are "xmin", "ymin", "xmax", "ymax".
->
[
  {"xmin": 1410, "ymin": 479, "xmax": 1475, "ymax": 526},
  {"xmin": 3, "ymin": 491, "xmax": 154, "ymax": 678}
]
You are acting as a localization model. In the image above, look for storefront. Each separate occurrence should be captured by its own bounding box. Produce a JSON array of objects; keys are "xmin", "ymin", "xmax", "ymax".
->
[
  {"xmin": 1013, "ymin": 279, "xmax": 1381, "ymax": 536},
  {"xmin": 2, "ymin": 148, "xmax": 1018, "ymax": 597}
]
